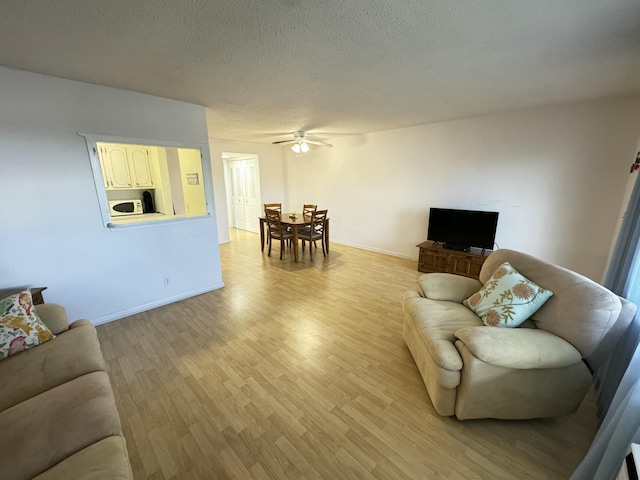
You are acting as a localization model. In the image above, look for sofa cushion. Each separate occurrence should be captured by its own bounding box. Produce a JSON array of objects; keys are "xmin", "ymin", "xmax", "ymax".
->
[
  {"xmin": 0, "ymin": 319, "xmax": 106, "ymax": 412},
  {"xmin": 455, "ymin": 326, "xmax": 583, "ymax": 369},
  {"xmin": 403, "ymin": 300, "xmax": 463, "ymax": 396},
  {"xmin": 418, "ymin": 273, "xmax": 482, "ymax": 303},
  {"xmin": 0, "ymin": 289, "xmax": 54, "ymax": 360},
  {"xmin": 405, "ymin": 296, "xmax": 484, "ymax": 343},
  {"xmin": 464, "ymin": 262, "xmax": 553, "ymax": 328},
  {"xmin": 404, "ymin": 295, "xmax": 483, "ymax": 374},
  {"xmin": 0, "ymin": 371, "xmax": 121, "ymax": 480},
  {"xmin": 33, "ymin": 436, "xmax": 133, "ymax": 480}
]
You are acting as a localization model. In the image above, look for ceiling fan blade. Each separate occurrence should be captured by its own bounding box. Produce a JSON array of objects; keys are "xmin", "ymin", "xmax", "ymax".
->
[
  {"xmin": 272, "ymin": 130, "xmax": 333, "ymax": 148},
  {"xmin": 305, "ymin": 139, "xmax": 333, "ymax": 147}
]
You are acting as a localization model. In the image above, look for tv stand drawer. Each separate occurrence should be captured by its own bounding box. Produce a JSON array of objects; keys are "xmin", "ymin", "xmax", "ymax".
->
[{"xmin": 416, "ymin": 242, "xmax": 490, "ymax": 280}]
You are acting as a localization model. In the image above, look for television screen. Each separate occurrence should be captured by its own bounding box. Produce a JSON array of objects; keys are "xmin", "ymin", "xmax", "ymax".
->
[{"xmin": 427, "ymin": 208, "xmax": 499, "ymax": 250}]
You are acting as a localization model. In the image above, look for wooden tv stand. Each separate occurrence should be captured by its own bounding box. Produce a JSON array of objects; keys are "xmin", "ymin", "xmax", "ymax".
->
[{"xmin": 416, "ymin": 242, "xmax": 490, "ymax": 280}]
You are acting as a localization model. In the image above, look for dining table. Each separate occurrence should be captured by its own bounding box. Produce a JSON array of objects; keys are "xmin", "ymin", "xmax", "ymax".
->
[{"xmin": 259, "ymin": 212, "xmax": 330, "ymax": 263}]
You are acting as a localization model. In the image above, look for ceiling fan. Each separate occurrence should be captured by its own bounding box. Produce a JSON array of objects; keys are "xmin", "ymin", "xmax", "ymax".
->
[{"xmin": 272, "ymin": 131, "xmax": 333, "ymax": 153}]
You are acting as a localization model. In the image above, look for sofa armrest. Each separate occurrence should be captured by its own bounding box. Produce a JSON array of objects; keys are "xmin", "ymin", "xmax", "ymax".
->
[
  {"xmin": 454, "ymin": 326, "xmax": 582, "ymax": 369},
  {"xmin": 34, "ymin": 303, "xmax": 70, "ymax": 335},
  {"xmin": 70, "ymin": 319, "xmax": 95, "ymax": 330},
  {"xmin": 418, "ymin": 273, "xmax": 482, "ymax": 303},
  {"xmin": 403, "ymin": 290, "xmax": 421, "ymax": 301}
]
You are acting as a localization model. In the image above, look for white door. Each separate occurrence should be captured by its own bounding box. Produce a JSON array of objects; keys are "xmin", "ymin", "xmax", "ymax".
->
[
  {"xmin": 224, "ymin": 155, "xmax": 261, "ymax": 233},
  {"xmin": 243, "ymin": 160, "xmax": 260, "ymax": 232},
  {"xmin": 229, "ymin": 161, "xmax": 248, "ymax": 230}
]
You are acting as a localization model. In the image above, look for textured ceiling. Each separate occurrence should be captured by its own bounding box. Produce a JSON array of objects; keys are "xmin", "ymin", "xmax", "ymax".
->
[{"xmin": 1, "ymin": 0, "xmax": 639, "ymax": 143}]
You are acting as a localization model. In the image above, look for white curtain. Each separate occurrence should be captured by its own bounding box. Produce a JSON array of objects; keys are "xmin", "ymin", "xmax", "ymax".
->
[
  {"xmin": 570, "ymin": 324, "xmax": 640, "ymax": 479},
  {"xmin": 570, "ymin": 171, "xmax": 640, "ymax": 479}
]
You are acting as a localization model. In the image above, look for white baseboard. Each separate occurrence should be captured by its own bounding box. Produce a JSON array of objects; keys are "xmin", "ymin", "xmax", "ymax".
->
[
  {"xmin": 331, "ymin": 239, "xmax": 417, "ymax": 261},
  {"xmin": 91, "ymin": 282, "xmax": 225, "ymax": 326}
]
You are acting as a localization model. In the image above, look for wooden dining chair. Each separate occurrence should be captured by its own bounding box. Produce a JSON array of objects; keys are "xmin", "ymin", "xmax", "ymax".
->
[
  {"xmin": 264, "ymin": 203, "xmax": 282, "ymax": 212},
  {"xmin": 302, "ymin": 204, "xmax": 317, "ymax": 216},
  {"xmin": 265, "ymin": 208, "xmax": 293, "ymax": 259},
  {"xmin": 264, "ymin": 203, "xmax": 287, "ymax": 247},
  {"xmin": 298, "ymin": 209, "xmax": 328, "ymax": 260},
  {"xmin": 298, "ymin": 204, "xmax": 317, "ymax": 239}
]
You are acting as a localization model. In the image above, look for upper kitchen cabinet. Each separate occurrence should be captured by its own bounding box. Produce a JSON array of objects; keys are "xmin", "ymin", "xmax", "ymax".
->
[
  {"xmin": 128, "ymin": 146, "xmax": 154, "ymax": 188},
  {"xmin": 100, "ymin": 144, "xmax": 131, "ymax": 189},
  {"xmin": 98, "ymin": 143, "xmax": 154, "ymax": 190}
]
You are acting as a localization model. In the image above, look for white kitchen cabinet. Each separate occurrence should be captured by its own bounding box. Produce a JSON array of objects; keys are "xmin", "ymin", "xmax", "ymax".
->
[
  {"xmin": 128, "ymin": 146, "xmax": 154, "ymax": 188},
  {"xmin": 99, "ymin": 144, "xmax": 154, "ymax": 190},
  {"xmin": 100, "ymin": 144, "xmax": 132, "ymax": 189}
]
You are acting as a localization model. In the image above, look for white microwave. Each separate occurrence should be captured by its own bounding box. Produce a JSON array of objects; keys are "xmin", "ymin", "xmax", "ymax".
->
[{"xmin": 109, "ymin": 199, "xmax": 143, "ymax": 217}]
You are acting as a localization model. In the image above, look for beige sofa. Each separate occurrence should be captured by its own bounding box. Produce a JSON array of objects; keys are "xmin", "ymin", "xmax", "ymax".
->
[
  {"xmin": 0, "ymin": 303, "xmax": 133, "ymax": 479},
  {"xmin": 403, "ymin": 249, "xmax": 636, "ymax": 420}
]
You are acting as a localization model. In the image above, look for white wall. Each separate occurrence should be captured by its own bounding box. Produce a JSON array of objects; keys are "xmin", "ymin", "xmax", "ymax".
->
[
  {"xmin": 207, "ymin": 136, "xmax": 285, "ymax": 243},
  {"xmin": 0, "ymin": 67, "xmax": 223, "ymax": 324},
  {"xmin": 285, "ymin": 96, "xmax": 640, "ymax": 281}
]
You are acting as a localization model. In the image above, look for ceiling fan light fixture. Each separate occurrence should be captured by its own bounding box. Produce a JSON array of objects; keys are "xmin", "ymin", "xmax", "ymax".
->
[{"xmin": 291, "ymin": 140, "xmax": 310, "ymax": 154}]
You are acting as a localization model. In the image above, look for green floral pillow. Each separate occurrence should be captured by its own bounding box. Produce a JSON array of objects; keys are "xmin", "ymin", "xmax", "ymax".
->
[
  {"xmin": 463, "ymin": 262, "xmax": 553, "ymax": 327},
  {"xmin": 0, "ymin": 290, "xmax": 54, "ymax": 360}
]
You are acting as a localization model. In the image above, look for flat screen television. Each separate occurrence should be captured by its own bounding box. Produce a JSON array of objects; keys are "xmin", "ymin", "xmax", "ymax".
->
[{"xmin": 427, "ymin": 208, "xmax": 499, "ymax": 251}]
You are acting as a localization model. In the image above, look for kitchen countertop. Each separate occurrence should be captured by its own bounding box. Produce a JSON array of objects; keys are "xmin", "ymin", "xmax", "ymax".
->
[
  {"xmin": 110, "ymin": 213, "xmax": 167, "ymax": 225},
  {"xmin": 108, "ymin": 212, "xmax": 210, "ymax": 229}
]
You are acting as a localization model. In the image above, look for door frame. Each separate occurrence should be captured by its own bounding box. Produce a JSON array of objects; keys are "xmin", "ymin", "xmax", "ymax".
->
[{"xmin": 222, "ymin": 152, "xmax": 262, "ymax": 233}]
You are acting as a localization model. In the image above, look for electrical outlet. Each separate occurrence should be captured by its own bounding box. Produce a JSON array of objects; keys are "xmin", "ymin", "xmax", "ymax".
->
[{"xmin": 163, "ymin": 277, "xmax": 170, "ymax": 286}]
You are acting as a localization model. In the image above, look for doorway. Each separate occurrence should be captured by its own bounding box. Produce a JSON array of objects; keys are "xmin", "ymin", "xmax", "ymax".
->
[{"xmin": 223, "ymin": 153, "xmax": 262, "ymax": 234}]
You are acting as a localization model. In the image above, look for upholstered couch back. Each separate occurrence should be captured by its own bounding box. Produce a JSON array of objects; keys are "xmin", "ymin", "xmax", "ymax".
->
[{"xmin": 480, "ymin": 249, "xmax": 624, "ymax": 362}]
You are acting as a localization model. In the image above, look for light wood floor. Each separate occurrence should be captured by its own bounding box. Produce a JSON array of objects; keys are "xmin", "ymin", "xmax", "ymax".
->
[{"xmin": 97, "ymin": 229, "xmax": 598, "ymax": 479}]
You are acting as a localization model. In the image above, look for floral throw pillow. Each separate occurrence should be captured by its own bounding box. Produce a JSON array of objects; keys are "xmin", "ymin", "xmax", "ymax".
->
[
  {"xmin": 0, "ymin": 290, "xmax": 54, "ymax": 360},
  {"xmin": 463, "ymin": 262, "xmax": 553, "ymax": 328}
]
